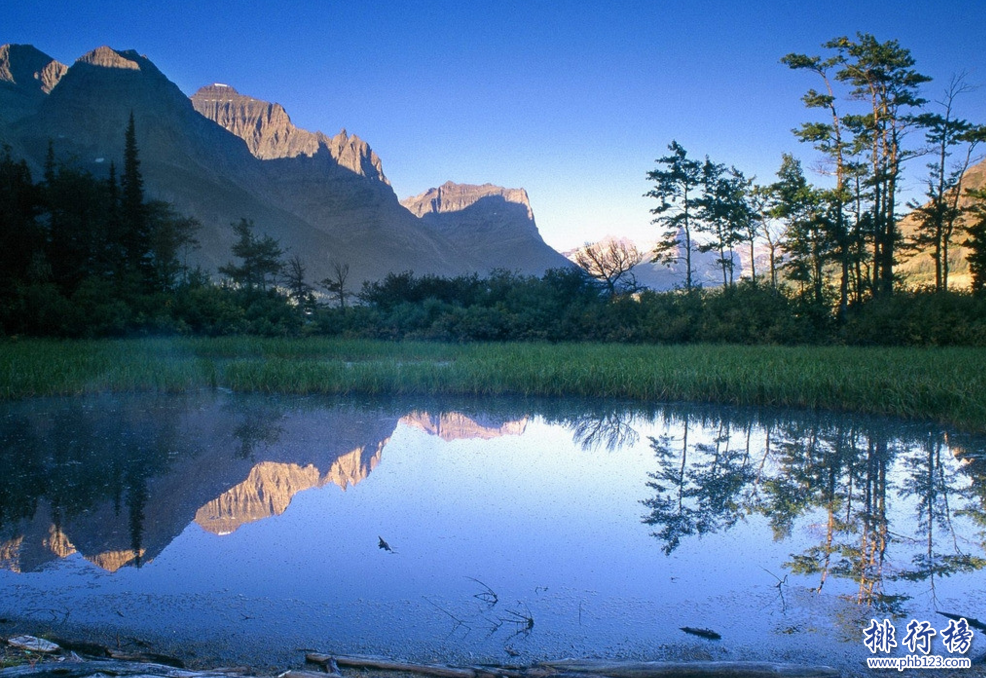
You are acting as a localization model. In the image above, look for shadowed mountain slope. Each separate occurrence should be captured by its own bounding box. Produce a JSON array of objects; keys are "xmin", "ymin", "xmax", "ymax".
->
[{"xmin": 2, "ymin": 44, "xmax": 568, "ymax": 284}]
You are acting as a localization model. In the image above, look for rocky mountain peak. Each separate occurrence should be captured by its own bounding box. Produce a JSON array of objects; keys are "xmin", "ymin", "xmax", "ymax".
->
[
  {"xmin": 76, "ymin": 46, "xmax": 148, "ymax": 71},
  {"xmin": 402, "ymin": 181, "xmax": 534, "ymax": 220},
  {"xmin": 191, "ymin": 83, "xmax": 307, "ymax": 159},
  {"xmin": 0, "ymin": 44, "xmax": 67, "ymax": 125},
  {"xmin": 191, "ymin": 84, "xmax": 389, "ymax": 184},
  {"xmin": 0, "ymin": 43, "xmax": 67, "ymax": 93}
]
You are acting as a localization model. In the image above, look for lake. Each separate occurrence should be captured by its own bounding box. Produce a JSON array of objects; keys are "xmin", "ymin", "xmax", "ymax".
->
[{"xmin": 0, "ymin": 393, "xmax": 984, "ymax": 672}]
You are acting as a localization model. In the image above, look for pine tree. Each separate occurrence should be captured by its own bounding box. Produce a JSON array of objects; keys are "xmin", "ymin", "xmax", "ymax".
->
[
  {"xmin": 120, "ymin": 112, "xmax": 150, "ymax": 283},
  {"xmin": 646, "ymin": 141, "xmax": 702, "ymax": 290},
  {"xmin": 219, "ymin": 219, "xmax": 284, "ymax": 293}
]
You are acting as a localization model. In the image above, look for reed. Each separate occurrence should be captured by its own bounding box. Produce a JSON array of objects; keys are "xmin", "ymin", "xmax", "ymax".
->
[{"xmin": 1, "ymin": 338, "xmax": 984, "ymax": 431}]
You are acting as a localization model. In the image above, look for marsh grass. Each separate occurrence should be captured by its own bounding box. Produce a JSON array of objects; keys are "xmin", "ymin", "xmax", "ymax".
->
[{"xmin": 1, "ymin": 338, "xmax": 984, "ymax": 430}]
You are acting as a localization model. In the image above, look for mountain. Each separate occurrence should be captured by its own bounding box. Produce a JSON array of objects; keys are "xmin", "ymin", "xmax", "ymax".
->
[
  {"xmin": 401, "ymin": 410, "xmax": 528, "ymax": 441},
  {"xmin": 0, "ymin": 44, "xmax": 66, "ymax": 125},
  {"xmin": 1, "ymin": 44, "xmax": 568, "ymax": 284},
  {"xmin": 401, "ymin": 181, "xmax": 572, "ymax": 273},
  {"xmin": 191, "ymin": 83, "xmax": 387, "ymax": 181}
]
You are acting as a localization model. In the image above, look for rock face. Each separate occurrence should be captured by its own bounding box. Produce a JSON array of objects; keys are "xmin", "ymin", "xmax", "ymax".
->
[
  {"xmin": 193, "ymin": 442, "xmax": 384, "ymax": 536},
  {"xmin": 402, "ymin": 181, "xmax": 534, "ymax": 220},
  {"xmin": 0, "ymin": 44, "xmax": 66, "ymax": 125},
  {"xmin": 1, "ymin": 43, "xmax": 569, "ymax": 284},
  {"xmin": 191, "ymin": 84, "xmax": 388, "ymax": 183},
  {"xmin": 897, "ymin": 156, "xmax": 986, "ymax": 290},
  {"xmin": 402, "ymin": 181, "xmax": 573, "ymax": 274}
]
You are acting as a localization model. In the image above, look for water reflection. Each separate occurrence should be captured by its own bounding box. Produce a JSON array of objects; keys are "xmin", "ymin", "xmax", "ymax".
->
[
  {"xmin": 641, "ymin": 408, "xmax": 986, "ymax": 614},
  {"xmin": 0, "ymin": 394, "xmax": 985, "ymax": 669},
  {"xmin": 0, "ymin": 394, "xmax": 400, "ymax": 571}
]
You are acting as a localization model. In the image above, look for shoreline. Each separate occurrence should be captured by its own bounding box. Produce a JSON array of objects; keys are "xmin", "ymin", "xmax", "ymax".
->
[
  {"xmin": 1, "ymin": 338, "xmax": 985, "ymax": 432},
  {"xmin": 1, "ymin": 633, "xmax": 848, "ymax": 678}
]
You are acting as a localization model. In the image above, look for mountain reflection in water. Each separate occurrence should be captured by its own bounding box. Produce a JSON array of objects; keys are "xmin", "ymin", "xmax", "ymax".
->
[
  {"xmin": 0, "ymin": 395, "xmax": 531, "ymax": 570},
  {"xmin": 0, "ymin": 393, "xmax": 984, "ymax": 670}
]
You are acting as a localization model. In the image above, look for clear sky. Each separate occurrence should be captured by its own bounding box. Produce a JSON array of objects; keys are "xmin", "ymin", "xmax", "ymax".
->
[{"xmin": 7, "ymin": 0, "xmax": 986, "ymax": 251}]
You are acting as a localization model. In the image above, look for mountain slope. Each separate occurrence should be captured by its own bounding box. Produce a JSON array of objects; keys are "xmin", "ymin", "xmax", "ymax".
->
[
  {"xmin": 401, "ymin": 181, "xmax": 572, "ymax": 274},
  {"xmin": 0, "ymin": 43, "xmax": 66, "ymax": 125},
  {"xmin": 2, "ymin": 44, "xmax": 568, "ymax": 285}
]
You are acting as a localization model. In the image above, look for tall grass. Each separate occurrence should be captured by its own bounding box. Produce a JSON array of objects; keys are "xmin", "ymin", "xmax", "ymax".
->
[{"xmin": 1, "ymin": 338, "xmax": 984, "ymax": 431}]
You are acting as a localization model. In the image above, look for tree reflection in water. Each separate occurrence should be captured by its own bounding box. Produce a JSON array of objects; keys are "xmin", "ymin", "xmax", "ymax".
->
[
  {"xmin": 566, "ymin": 405, "xmax": 640, "ymax": 452},
  {"xmin": 641, "ymin": 410, "xmax": 986, "ymax": 614}
]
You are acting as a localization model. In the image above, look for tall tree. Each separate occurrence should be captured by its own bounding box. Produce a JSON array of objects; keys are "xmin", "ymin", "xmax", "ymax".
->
[
  {"xmin": 909, "ymin": 77, "xmax": 984, "ymax": 291},
  {"xmin": 694, "ymin": 160, "xmax": 748, "ymax": 288},
  {"xmin": 964, "ymin": 189, "xmax": 986, "ymax": 293},
  {"xmin": 0, "ymin": 146, "xmax": 45, "ymax": 287},
  {"xmin": 785, "ymin": 34, "xmax": 931, "ymax": 299},
  {"xmin": 120, "ymin": 112, "xmax": 151, "ymax": 282},
  {"xmin": 647, "ymin": 141, "xmax": 702, "ymax": 290},
  {"xmin": 146, "ymin": 200, "xmax": 200, "ymax": 291},
  {"xmin": 772, "ymin": 154, "xmax": 833, "ymax": 307},
  {"xmin": 782, "ymin": 49, "xmax": 853, "ymax": 315},
  {"xmin": 319, "ymin": 260, "xmax": 352, "ymax": 311},
  {"xmin": 836, "ymin": 34, "xmax": 930, "ymax": 296},
  {"xmin": 284, "ymin": 254, "xmax": 316, "ymax": 313}
]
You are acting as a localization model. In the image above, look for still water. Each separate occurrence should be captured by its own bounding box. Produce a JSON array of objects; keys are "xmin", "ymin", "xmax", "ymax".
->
[{"xmin": 0, "ymin": 393, "xmax": 984, "ymax": 671}]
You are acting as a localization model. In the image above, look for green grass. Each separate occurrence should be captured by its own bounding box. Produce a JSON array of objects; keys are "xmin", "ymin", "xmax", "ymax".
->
[{"xmin": 1, "ymin": 337, "xmax": 985, "ymax": 431}]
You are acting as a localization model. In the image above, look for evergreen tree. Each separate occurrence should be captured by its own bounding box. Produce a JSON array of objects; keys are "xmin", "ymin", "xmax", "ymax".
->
[
  {"xmin": 782, "ymin": 49, "xmax": 853, "ymax": 314},
  {"xmin": 694, "ymin": 160, "xmax": 748, "ymax": 288},
  {"xmin": 120, "ymin": 112, "xmax": 151, "ymax": 283},
  {"xmin": 772, "ymin": 155, "xmax": 833, "ymax": 307},
  {"xmin": 785, "ymin": 34, "xmax": 931, "ymax": 299},
  {"xmin": 0, "ymin": 145, "xmax": 45, "ymax": 287},
  {"xmin": 146, "ymin": 200, "xmax": 201, "ymax": 291},
  {"xmin": 219, "ymin": 218, "xmax": 284, "ymax": 293},
  {"xmin": 964, "ymin": 189, "xmax": 986, "ymax": 293},
  {"xmin": 646, "ymin": 141, "xmax": 702, "ymax": 290}
]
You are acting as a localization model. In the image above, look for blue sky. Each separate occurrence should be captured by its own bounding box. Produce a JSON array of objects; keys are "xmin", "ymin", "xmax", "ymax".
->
[{"xmin": 8, "ymin": 1, "xmax": 986, "ymax": 250}]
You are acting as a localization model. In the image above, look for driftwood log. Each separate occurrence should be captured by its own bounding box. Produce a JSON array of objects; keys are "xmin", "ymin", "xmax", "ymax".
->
[
  {"xmin": 538, "ymin": 660, "xmax": 839, "ymax": 678},
  {"xmin": 0, "ymin": 660, "xmax": 232, "ymax": 678},
  {"xmin": 307, "ymin": 654, "xmax": 476, "ymax": 678},
  {"xmin": 304, "ymin": 655, "xmax": 840, "ymax": 678}
]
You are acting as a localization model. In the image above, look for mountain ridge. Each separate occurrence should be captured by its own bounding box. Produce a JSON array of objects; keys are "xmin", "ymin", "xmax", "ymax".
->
[{"xmin": 1, "ymin": 43, "xmax": 569, "ymax": 284}]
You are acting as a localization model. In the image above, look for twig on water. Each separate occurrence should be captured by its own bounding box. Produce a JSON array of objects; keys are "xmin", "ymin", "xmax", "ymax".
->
[
  {"xmin": 423, "ymin": 596, "xmax": 471, "ymax": 635},
  {"xmin": 466, "ymin": 577, "xmax": 498, "ymax": 606}
]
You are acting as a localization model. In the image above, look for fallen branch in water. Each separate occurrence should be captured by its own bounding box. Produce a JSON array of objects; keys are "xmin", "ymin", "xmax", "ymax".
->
[
  {"xmin": 937, "ymin": 611, "xmax": 986, "ymax": 631},
  {"xmin": 307, "ymin": 654, "xmax": 477, "ymax": 678},
  {"xmin": 678, "ymin": 627, "xmax": 721, "ymax": 641},
  {"xmin": 467, "ymin": 577, "xmax": 499, "ymax": 607},
  {"xmin": 0, "ymin": 660, "xmax": 228, "ymax": 678},
  {"xmin": 540, "ymin": 659, "xmax": 839, "ymax": 678}
]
